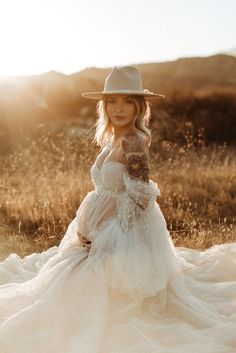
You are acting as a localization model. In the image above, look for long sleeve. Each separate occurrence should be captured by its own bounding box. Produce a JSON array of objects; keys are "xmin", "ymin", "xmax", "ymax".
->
[
  {"xmin": 115, "ymin": 130, "xmax": 161, "ymax": 233},
  {"xmin": 117, "ymin": 170, "xmax": 161, "ymax": 233}
]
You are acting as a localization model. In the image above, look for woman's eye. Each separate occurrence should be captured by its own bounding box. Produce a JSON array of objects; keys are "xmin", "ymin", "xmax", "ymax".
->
[{"xmin": 107, "ymin": 98, "xmax": 133, "ymax": 104}]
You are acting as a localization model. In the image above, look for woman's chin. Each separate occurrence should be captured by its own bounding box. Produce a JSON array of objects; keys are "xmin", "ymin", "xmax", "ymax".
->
[{"xmin": 112, "ymin": 120, "xmax": 132, "ymax": 128}]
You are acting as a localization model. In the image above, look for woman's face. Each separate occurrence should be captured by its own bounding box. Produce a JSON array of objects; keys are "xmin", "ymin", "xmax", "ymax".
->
[{"xmin": 105, "ymin": 95, "xmax": 137, "ymax": 128}]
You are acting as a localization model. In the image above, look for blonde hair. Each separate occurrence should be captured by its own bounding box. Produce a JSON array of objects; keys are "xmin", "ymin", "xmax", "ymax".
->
[{"xmin": 91, "ymin": 95, "xmax": 152, "ymax": 149}]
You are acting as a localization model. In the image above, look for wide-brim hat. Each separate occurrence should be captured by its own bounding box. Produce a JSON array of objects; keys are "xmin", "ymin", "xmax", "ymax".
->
[{"xmin": 81, "ymin": 65, "xmax": 165, "ymax": 100}]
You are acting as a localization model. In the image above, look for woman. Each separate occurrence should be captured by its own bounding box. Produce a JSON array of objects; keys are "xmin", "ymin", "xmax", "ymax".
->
[{"xmin": 0, "ymin": 66, "xmax": 236, "ymax": 353}]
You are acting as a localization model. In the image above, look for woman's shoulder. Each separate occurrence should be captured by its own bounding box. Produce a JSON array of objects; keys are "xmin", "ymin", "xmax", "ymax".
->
[{"xmin": 121, "ymin": 129, "xmax": 150, "ymax": 151}]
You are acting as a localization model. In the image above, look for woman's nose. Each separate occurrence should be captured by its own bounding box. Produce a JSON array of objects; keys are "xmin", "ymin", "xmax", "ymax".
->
[{"xmin": 115, "ymin": 103, "xmax": 124, "ymax": 112}]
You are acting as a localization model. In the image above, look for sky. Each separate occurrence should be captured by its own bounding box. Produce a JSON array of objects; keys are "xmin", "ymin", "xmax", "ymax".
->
[{"xmin": 0, "ymin": 0, "xmax": 235, "ymax": 77}]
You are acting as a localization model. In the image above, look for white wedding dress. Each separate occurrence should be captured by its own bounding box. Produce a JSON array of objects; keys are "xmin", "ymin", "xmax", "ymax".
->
[{"xmin": 0, "ymin": 157, "xmax": 236, "ymax": 353}]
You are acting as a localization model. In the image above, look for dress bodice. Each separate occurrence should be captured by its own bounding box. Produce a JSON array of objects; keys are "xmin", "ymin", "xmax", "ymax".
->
[
  {"xmin": 75, "ymin": 158, "xmax": 161, "ymax": 241},
  {"xmin": 75, "ymin": 161, "xmax": 128, "ymax": 241},
  {"xmin": 90, "ymin": 161, "xmax": 126, "ymax": 194}
]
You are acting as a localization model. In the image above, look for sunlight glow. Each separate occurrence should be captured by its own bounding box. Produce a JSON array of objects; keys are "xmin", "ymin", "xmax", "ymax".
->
[{"xmin": 0, "ymin": 0, "xmax": 235, "ymax": 76}]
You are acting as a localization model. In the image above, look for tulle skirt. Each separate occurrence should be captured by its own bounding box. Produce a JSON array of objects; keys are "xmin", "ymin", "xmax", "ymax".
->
[{"xmin": 0, "ymin": 201, "xmax": 236, "ymax": 353}]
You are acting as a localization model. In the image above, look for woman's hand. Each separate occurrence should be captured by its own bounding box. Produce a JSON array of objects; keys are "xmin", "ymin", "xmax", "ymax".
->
[{"xmin": 77, "ymin": 231, "xmax": 92, "ymax": 250}]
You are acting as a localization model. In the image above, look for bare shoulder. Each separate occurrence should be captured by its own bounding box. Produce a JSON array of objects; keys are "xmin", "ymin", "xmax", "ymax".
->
[{"xmin": 122, "ymin": 130, "xmax": 150, "ymax": 182}]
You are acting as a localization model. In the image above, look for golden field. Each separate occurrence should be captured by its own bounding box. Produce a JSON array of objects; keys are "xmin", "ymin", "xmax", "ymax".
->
[{"xmin": 0, "ymin": 131, "xmax": 235, "ymax": 261}]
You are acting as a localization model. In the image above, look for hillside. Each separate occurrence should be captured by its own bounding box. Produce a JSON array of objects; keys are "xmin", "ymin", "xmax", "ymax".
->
[
  {"xmin": 0, "ymin": 54, "xmax": 235, "ymax": 102},
  {"xmin": 0, "ymin": 53, "xmax": 235, "ymax": 153}
]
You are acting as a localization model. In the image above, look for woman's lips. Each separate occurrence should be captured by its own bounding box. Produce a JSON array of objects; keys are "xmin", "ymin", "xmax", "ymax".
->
[{"xmin": 114, "ymin": 116, "xmax": 126, "ymax": 119}]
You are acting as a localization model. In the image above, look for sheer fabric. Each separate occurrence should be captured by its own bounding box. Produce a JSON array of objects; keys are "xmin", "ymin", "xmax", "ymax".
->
[{"xmin": 0, "ymin": 159, "xmax": 236, "ymax": 353}]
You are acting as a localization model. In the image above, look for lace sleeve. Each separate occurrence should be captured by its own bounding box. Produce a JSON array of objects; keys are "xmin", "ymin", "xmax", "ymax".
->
[
  {"xmin": 117, "ymin": 131, "xmax": 161, "ymax": 232},
  {"xmin": 117, "ymin": 171, "xmax": 161, "ymax": 232}
]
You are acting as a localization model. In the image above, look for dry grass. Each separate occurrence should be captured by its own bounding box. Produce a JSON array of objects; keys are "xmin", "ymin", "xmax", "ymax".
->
[
  {"xmin": 0, "ymin": 131, "xmax": 235, "ymax": 260},
  {"xmin": 150, "ymin": 142, "xmax": 236, "ymax": 249}
]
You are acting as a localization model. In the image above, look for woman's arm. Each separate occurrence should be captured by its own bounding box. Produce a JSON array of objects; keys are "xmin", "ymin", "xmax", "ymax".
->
[
  {"xmin": 122, "ymin": 131, "xmax": 150, "ymax": 183},
  {"xmin": 122, "ymin": 131, "xmax": 150, "ymax": 209}
]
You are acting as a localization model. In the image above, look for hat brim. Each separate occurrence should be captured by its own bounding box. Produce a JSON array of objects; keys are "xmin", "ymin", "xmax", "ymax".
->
[{"xmin": 82, "ymin": 90, "xmax": 165, "ymax": 100}]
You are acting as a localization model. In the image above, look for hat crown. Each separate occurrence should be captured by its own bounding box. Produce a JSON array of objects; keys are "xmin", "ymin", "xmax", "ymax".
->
[
  {"xmin": 81, "ymin": 65, "xmax": 165, "ymax": 100},
  {"xmin": 104, "ymin": 66, "xmax": 143, "ymax": 92}
]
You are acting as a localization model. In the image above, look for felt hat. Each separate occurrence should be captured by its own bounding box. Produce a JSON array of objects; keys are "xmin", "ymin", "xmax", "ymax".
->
[{"xmin": 82, "ymin": 65, "xmax": 165, "ymax": 100}]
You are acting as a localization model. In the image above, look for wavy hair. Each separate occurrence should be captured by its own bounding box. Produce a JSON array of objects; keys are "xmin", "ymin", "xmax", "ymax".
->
[{"xmin": 91, "ymin": 95, "xmax": 152, "ymax": 149}]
